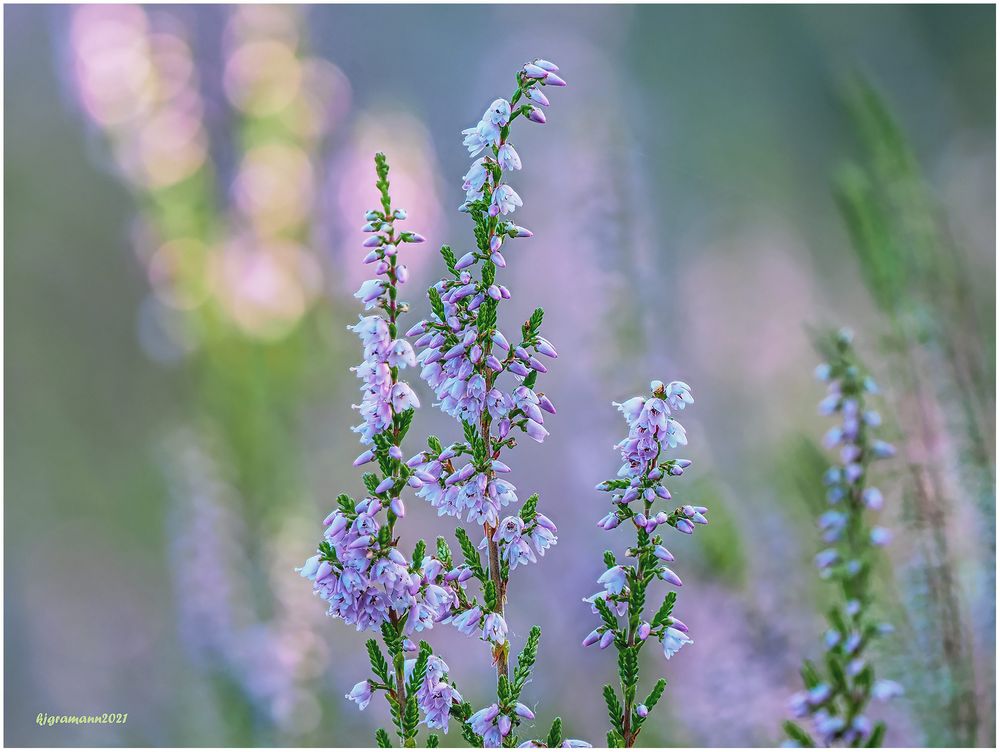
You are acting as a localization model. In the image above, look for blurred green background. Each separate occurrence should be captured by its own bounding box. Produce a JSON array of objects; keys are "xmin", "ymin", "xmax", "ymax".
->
[{"xmin": 4, "ymin": 4, "xmax": 995, "ymax": 747}]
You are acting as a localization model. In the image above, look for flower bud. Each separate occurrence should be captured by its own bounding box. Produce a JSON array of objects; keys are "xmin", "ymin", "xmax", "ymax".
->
[
  {"xmin": 659, "ymin": 567, "xmax": 683, "ymax": 587},
  {"xmin": 514, "ymin": 703, "xmax": 535, "ymax": 720},
  {"xmin": 582, "ymin": 629, "xmax": 601, "ymax": 647}
]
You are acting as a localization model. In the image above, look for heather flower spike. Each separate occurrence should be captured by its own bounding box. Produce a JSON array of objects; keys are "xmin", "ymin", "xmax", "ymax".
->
[
  {"xmin": 783, "ymin": 328, "xmax": 900, "ymax": 748},
  {"xmin": 408, "ymin": 58, "xmax": 585, "ymax": 747},
  {"xmin": 299, "ymin": 155, "xmax": 464, "ymax": 747},
  {"xmin": 588, "ymin": 379, "xmax": 708, "ymax": 747}
]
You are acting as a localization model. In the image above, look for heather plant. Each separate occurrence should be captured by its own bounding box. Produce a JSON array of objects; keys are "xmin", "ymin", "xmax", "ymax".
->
[
  {"xmin": 298, "ymin": 155, "xmax": 467, "ymax": 747},
  {"xmin": 834, "ymin": 77, "xmax": 988, "ymax": 744},
  {"xmin": 402, "ymin": 59, "xmax": 577, "ymax": 748},
  {"xmin": 585, "ymin": 380, "xmax": 708, "ymax": 747},
  {"xmin": 301, "ymin": 58, "xmax": 589, "ymax": 748},
  {"xmin": 783, "ymin": 329, "xmax": 902, "ymax": 747}
]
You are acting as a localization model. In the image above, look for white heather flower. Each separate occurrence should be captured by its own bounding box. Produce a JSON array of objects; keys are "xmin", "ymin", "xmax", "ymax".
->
[
  {"xmin": 493, "ymin": 515, "xmax": 524, "ymax": 543},
  {"xmin": 612, "ymin": 397, "xmax": 645, "ymax": 423},
  {"xmin": 463, "ymin": 158, "xmax": 489, "ymax": 198},
  {"xmin": 349, "ymin": 315, "xmax": 390, "ymax": 346},
  {"xmin": 482, "ymin": 612, "xmax": 508, "ymax": 644},
  {"xmin": 388, "ymin": 339, "xmax": 417, "ymax": 368},
  {"xmin": 390, "ymin": 382, "xmax": 420, "ymax": 412},
  {"xmin": 354, "ymin": 278, "xmax": 385, "ymax": 307},
  {"xmin": 872, "ymin": 679, "xmax": 904, "ymax": 701},
  {"xmin": 497, "ymin": 143, "xmax": 521, "ymax": 171},
  {"xmin": 597, "ymin": 565, "xmax": 628, "ymax": 595},
  {"xmin": 661, "ymin": 626, "xmax": 693, "ymax": 659},
  {"xmin": 484, "ymin": 98, "xmax": 512, "ymax": 126},
  {"xmin": 462, "ymin": 128, "xmax": 485, "ymax": 156},
  {"xmin": 462, "ymin": 120, "xmax": 498, "ymax": 156},
  {"xmin": 346, "ymin": 680, "xmax": 373, "ymax": 710},
  {"xmin": 665, "ymin": 381, "xmax": 694, "ymax": 412},
  {"xmin": 490, "ymin": 184, "xmax": 522, "ymax": 215}
]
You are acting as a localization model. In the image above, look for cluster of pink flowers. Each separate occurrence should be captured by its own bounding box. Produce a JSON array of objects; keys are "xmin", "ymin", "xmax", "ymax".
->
[
  {"xmin": 784, "ymin": 329, "xmax": 902, "ymax": 748},
  {"xmin": 350, "ymin": 200, "xmax": 424, "ymax": 446},
  {"xmin": 300, "ymin": 157, "xmax": 468, "ymax": 744},
  {"xmin": 403, "ymin": 60, "xmax": 567, "ymax": 660},
  {"xmin": 297, "ymin": 505, "xmax": 466, "ymax": 634},
  {"xmin": 586, "ymin": 379, "xmax": 709, "ymax": 746}
]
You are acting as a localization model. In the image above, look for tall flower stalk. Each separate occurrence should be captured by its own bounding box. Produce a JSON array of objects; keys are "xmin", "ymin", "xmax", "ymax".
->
[
  {"xmin": 783, "ymin": 329, "xmax": 902, "ymax": 747},
  {"xmin": 835, "ymin": 78, "xmax": 986, "ymax": 744},
  {"xmin": 299, "ymin": 156, "xmax": 465, "ymax": 748},
  {"xmin": 404, "ymin": 59, "xmax": 570, "ymax": 747},
  {"xmin": 587, "ymin": 379, "xmax": 708, "ymax": 747}
]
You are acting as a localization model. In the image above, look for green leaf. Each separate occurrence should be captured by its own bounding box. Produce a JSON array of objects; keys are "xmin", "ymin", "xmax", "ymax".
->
[
  {"xmin": 395, "ymin": 408, "xmax": 415, "ymax": 441},
  {"xmin": 375, "ymin": 728, "xmax": 392, "ymax": 748},
  {"xmin": 318, "ymin": 540, "xmax": 339, "ymax": 566},
  {"xmin": 497, "ymin": 674, "xmax": 512, "ymax": 705},
  {"xmin": 825, "ymin": 653, "xmax": 847, "ymax": 690},
  {"xmin": 403, "ymin": 693, "xmax": 420, "ymax": 741},
  {"xmin": 380, "ymin": 622, "xmax": 404, "ymax": 657},
  {"xmin": 602, "ymin": 684, "xmax": 624, "ymax": 735},
  {"xmin": 366, "ymin": 639, "xmax": 391, "ymax": 684},
  {"xmin": 474, "ymin": 223, "xmax": 490, "ymax": 253},
  {"xmin": 427, "ymin": 734, "xmax": 439, "ymax": 748},
  {"xmin": 643, "ymin": 677, "xmax": 667, "ymax": 716},
  {"xmin": 440, "ymin": 245, "xmax": 458, "ymax": 275},
  {"xmin": 436, "ymin": 536, "xmax": 454, "ymax": 568},
  {"xmin": 607, "ymin": 730, "xmax": 623, "ymax": 748},
  {"xmin": 482, "ymin": 259, "xmax": 496, "ymax": 287},
  {"xmin": 378, "ymin": 525, "xmax": 392, "ymax": 545},
  {"xmin": 363, "ymin": 473, "xmax": 380, "ymax": 495},
  {"xmin": 828, "ymin": 607, "xmax": 847, "ymax": 636},
  {"xmin": 866, "ymin": 722, "xmax": 886, "ymax": 747},
  {"xmin": 519, "ymin": 494, "xmax": 539, "ymax": 523},
  {"xmin": 374, "ymin": 153, "xmax": 392, "ymax": 213},
  {"xmin": 427, "ymin": 435, "xmax": 444, "ymax": 454},
  {"xmin": 412, "ymin": 539, "xmax": 427, "ymax": 569},
  {"xmin": 477, "ymin": 297, "xmax": 498, "ymax": 334},
  {"xmin": 454, "ymin": 526, "xmax": 486, "ymax": 580},
  {"xmin": 603, "ymin": 550, "xmax": 617, "ymax": 569},
  {"xmin": 402, "ymin": 644, "xmax": 432, "ymax": 740},
  {"xmin": 512, "ymin": 625, "xmax": 541, "ymax": 698},
  {"xmin": 427, "ymin": 286, "xmax": 446, "ymax": 322},
  {"xmin": 406, "ymin": 642, "xmax": 432, "ymax": 697},
  {"xmin": 484, "ymin": 580, "xmax": 498, "ymax": 611},
  {"xmin": 337, "ymin": 493, "xmax": 356, "ymax": 514},
  {"xmin": 522, "ymin": 370, "xmax": 538, "ymax": 389},
  {"xmin": 545, "ymin": 717, "xmax": 563, "ymax": 748},
  {"xmin": 525, "ymin": 307, "xmax": 544, "ymax": 339},
  {"xmin": 783, "ymin": 721, "xmax": 815, "ymax": 747},
  {"xmin": 593, "ymin": 597, "xmax": 619, "ymax": 632},
  {"xmin": 462, "ymin": 420, "xmax": 479, "ymax": 447},
  {"xmin": 618, "ymin": 646, "xmax": 639, "ymax": 703},
  {"xmin": 651, "ymin": 591, "xmax": 677, "ymax": 628},
  {"xmin": 800, "ymin": 660, "xmax": 821, "ymax": 690}
]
